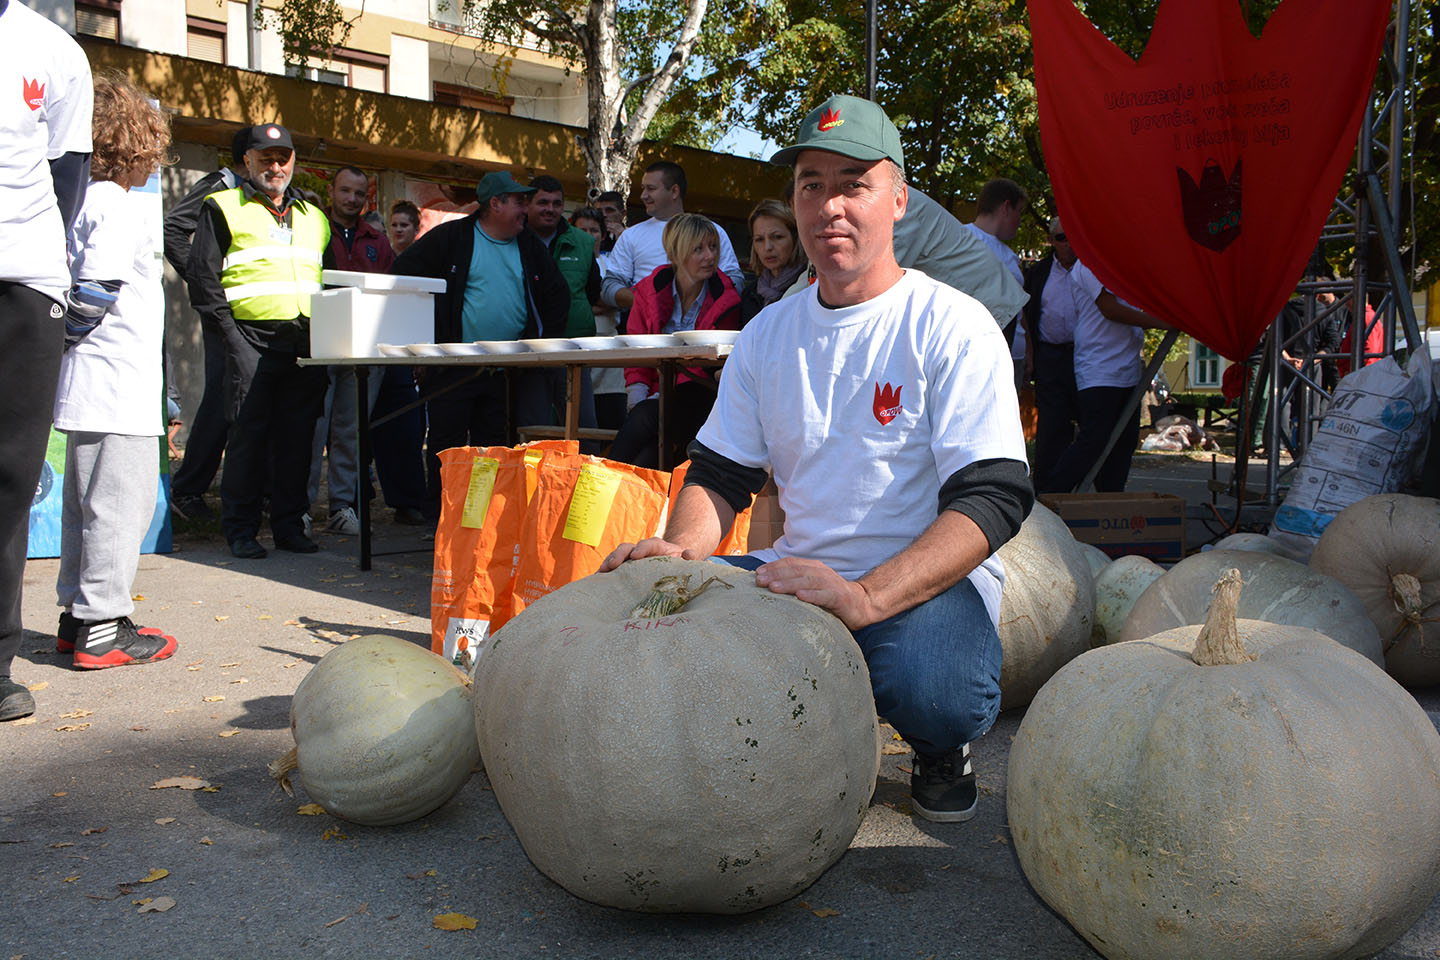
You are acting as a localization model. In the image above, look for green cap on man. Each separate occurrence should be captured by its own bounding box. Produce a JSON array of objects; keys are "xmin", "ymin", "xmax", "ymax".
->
[
  {"xmin": 475, "ymin": 170, "xmax": 536, "ymax": 204},
  {"xmin": 769, "ymin": 94, "xmax": 905, "ymax": 175}
]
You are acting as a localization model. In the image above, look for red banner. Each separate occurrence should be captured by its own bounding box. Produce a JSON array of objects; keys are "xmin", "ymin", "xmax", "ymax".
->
[{"xmin": 1027, "ymin": 0, "xmax": 1390, "ymax": 361}]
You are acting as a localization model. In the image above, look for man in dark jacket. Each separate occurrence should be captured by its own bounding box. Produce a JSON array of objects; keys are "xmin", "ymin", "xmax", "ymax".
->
[
  {"xmin": 163, "ymin": 128, "xmax": 250, "ymax": 520},
  {"xmin": 1021, "ymin": 218, "xmax": 1080, "ymax": 491},
  {"xmin": 391, "ymin": 171, "xmax": 570, "ymax": 509}
]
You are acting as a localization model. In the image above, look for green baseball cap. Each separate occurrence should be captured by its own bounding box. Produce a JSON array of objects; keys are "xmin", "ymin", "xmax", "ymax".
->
[
  {"xmin": 770, "ymin": 94, "xmax": 905, "ymax": 175},
  {"xmin": 475, "ymin": 171, "xmax": 537, "ymax": 203}
]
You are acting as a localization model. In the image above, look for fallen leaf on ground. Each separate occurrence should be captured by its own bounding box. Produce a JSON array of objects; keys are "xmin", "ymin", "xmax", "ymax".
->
[
  {"xmin": 321, "ymin": 828, "xmax": 349, "ymax": 841},
  {"xmin": 228, "ymin": 678, "xmax": 248, "ymax": 684},
  {"xmin": 130, "ymin": 726, "xmax": 149, "ymax": 732},
  {"xmin": 218, "ymin": 730, "xmax": 240, "ymax": 738},
  {"xmin": 283, "ymin": 619, "xmax": 300, "ymax": 626},
  {"xmin": 138, "ymin": 896, "xmax": 175, "ymax": 913},
  {"xmin": 257, "ymin": 615, "xmax": 273, "ymax": 621},
  {"xmin": 80, "ymin": 826, "xmax": 107, "ymax": 836},
  {"xmin": 198, "ymin": 837, "xmax": 213, "ymax": 845},
  {"xmin": 154, "ymin": 818, "xmax": 176, "ymax": 825},
  {"xmin": 62, "ymin": 875, "xmax": 80, "ymax": 883},
  {"xmin": 214, "ymin": 615, "xmax": 229, "ymax": 622},
  {"xmin": 296, "ymin": 804, "xmax": 326, "ymax": 816},
  {"xmin": 59, "ymin": 710, "xmax": 92, "ymax": 719},
  {"xmin": 132, "ymin": 594, "xmax": 146, "ymax": 601},
  {"xmin": 27, "ymin": 681, "xmax": 49, "ymax": 691},
  {"xmin": 324, "ymin": 903, "xmax": 368, "ymax": 927},
  {"xmin": 133, "ymin": 897, "xmax": 152, "ymax": 905},
  {"xmin": 202, "ymin": 696, "xmax": 224, "ymax": 703},
  {"xmin": 51, "ymin": 791, "xmax": 67, "ymax": 797},
  {"xmin": 136, "ymin": 869, "xmax": 169, "ymax": 883},
  {"xmin": 386, "ymin": 619, "xmax": 408, "ymax": 625},
  {"xmin": 54, "ymin": 724, "xmax": 90, "ymax": 732},
  {"xmin": 810, "ymin": 907, "xmax": 841, "ymax": 918},
  {"xmin": 187, "ymin": 665, "xmax": 202, "ymax": 672},
  {"xmin": 50, "ymin": 842, "xmax": 74, "ymax": 848},
  {"xmin": 200, "ymin": 785, "xmax": 221, "ymax": 793},
  {"xmin": 992, "ymin": 834, "xmax": 1009, "ymax": 845},
  {"xmin": 219, "ymin": 662, "xmax": 240, "ymax": 668},
  {"xmin": 432, "ymin": 913, "xmax": 477, "ymax": 931},
  {"xmin": 282, "ymin": 660, "xmax": 302, "ymax": 668},
  {"xmin": 151, "ymin": 777, "xmax": 210, "ymax": 791}
]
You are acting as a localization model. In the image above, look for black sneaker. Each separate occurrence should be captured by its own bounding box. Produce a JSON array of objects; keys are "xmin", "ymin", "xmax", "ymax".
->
[
  {"xmin": 0, "ymin": 676, "xmax": 36, "ymax": 721},
  {"xmin": 393, "ymin": 507, "xmax": 427, "ymax": 526},
  {"xmin": 911, "ymin": 744, "xmax": 978, "ymax": 823},
  {"xmin": 274, "ymin": 532, "xmax": 320, "ymax": 553},
  {"xmin": 59, "ymin": 610, "xmax": 168, "ymax": 654},
  {"xmin": 73, "ymin": 617, "xmax": 178, "ymax": 670},
  {"xmin": 171, "ymin": 494, "xmax": 213, "ymax": 521}
]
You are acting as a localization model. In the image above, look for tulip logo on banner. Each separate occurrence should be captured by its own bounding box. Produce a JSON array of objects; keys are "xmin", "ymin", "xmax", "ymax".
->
[{"xmin": 1026, "ymin": 0, "xmax": 1390, "ymax": 361}]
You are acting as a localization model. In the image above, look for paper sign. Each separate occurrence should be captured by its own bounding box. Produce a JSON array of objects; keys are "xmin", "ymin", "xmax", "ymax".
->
[
  {"xmin": 562, "ymin": 463, "xmax": 622, "ymax": 547},
  {"xmin": 523, "ymin": 449, "xmax": 545, "ymax": 503},
  {"xmin": 461, "ymin": 457, "xmax": 499, "ymax": 529}
]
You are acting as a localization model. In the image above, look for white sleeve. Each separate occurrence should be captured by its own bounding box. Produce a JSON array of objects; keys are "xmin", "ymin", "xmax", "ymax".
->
[
  {"xmin": 71, "ymin": 195, "xmax": 133, "ymax": 282},
  {"xmin": 1070, "ymin": 261, "xmax": 1104, "ymax": 305},
  {"xmin": 715, "ymin": 223, "xmax": 744, "ymax": 292},
  {"xmin": 45, "ymin": 39, "xmax": 94, "ymax": 159},
  {"xmin": 693, "ymin": 328, "xmax": 770, "ymax": 470},
  {"xmin": 926, "ymin": 303, "xmax": 1028, "ymax": 479}
]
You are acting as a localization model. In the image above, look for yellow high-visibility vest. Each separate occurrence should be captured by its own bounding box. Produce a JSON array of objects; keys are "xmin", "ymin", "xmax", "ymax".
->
[{"xmin": 211, "ymin": 188, "xmax": 329, "ymax": 321}]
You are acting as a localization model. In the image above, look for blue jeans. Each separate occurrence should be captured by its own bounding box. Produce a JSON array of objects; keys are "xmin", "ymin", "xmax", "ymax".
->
[{"xmin": 716, "ymin": 556, "xmax": 1002, "ymax": 755}]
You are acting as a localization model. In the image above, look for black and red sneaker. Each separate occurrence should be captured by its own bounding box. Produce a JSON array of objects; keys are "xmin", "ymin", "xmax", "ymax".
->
[
  {"xmin": 58, "ymin": 611, "xmax": 168, "ymax": 655},
  {"xmin": 73, "ymin": 617, "xmax": 178, "ymax": 670}
]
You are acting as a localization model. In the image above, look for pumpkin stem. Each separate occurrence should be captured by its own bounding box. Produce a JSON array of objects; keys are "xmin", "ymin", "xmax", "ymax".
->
[
  {"xmin": 628, "ymin": 574, "xmax": 733, "ymax": 620},
  {"xmin": 1390, "ymin": 573, "xmax": 1425, "ymax": 624},
  {"xmin": 268, "ymin": 746, "xmax": 298, "ymax": 797},
  {"xmin": 1191, "ymin": 568, "xmax": 1255, "ymax": 666}
]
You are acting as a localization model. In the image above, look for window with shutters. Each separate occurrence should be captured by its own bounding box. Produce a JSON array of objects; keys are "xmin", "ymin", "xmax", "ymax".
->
[
  {"xmin": 186, "ymin": 17, "xmax": 226, "ymax": 64},
  {"xmin": 286, "ymin": 49, "xmax": 388, "ymax": 93},
  {"xmin": 75, "ymin": 0, "xmax": 120, "ymax": 41},
  {"xmin": 1191, "ymin": 341, "xmax": 1224, "ymax": 389},
  {"xmin": 432, "ymin": 82, "xmax": 513, "ymax": 114}
]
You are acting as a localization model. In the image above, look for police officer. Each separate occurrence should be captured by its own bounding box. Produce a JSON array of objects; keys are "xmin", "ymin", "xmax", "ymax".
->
[{"xmin": 185, "ymin": 123, "xmax": 331, "ymax": 559}]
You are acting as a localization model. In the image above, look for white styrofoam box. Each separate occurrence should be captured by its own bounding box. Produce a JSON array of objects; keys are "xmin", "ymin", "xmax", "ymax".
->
[{"xmin": 310, "ymin": 272, "xmax": 445, "ymax": 359}]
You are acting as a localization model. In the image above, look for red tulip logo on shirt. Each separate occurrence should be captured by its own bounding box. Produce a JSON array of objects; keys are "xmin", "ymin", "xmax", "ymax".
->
[
  {"xmin": 873, "ymin": 382, "xmax": 902, "ymax": 425},
  {"xmin": 23, "ymin": 77, "xmax": 45, "ymax": 111}
]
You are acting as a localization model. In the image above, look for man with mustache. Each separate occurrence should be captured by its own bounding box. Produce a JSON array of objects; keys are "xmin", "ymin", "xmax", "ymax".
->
[
  {"xmin": 603, "ymin": 95, "xmax": 1032, "ymax": 824},
  {"xmin": 185, "ymin": 123, "xmax": 331, "ymax": 559}
]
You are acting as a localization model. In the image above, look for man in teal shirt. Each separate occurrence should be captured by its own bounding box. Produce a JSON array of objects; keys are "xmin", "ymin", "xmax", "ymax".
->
[{"xmin": 392, "ymin": 171, "xmax": 569, "ymax": 511}]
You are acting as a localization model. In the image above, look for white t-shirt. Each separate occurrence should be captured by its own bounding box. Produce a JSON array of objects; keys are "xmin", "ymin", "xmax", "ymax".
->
[
  {"xmin": 53, "ymin": 182, "xmax": 165, "ymax": 437},
  {"xmin": 1037, "ymin": 259, "xmax": 1078, "ymax": 344},
  {"xmin": 1070, "ymin": 260, "xmax": 1143, "ymax": 391},
  {"xmin": 696, "ymin": 269, "xmax": 1027, "ymax": 626},
  {"xmin": 0, "ymin": 1, "xmax": 93, "ymax": 302},
  {"xmin": 603, "ymin": 215, "xmax": 742, "ymax": 293}
]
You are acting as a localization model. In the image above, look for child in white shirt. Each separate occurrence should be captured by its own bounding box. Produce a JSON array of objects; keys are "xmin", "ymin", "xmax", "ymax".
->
[{"xmin": 52, "ymin": 71, "xmax": 178, "ymax": 669}]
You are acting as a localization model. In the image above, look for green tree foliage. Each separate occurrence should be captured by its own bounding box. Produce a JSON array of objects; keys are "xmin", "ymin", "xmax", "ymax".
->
[{"xmin": 255, "ymin": 0, "xmax": 356, "ymax": 70}]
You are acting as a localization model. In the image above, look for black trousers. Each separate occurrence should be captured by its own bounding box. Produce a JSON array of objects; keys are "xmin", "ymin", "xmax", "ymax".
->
[
  {"xmin": 607, "ymin": 381, "xmax": 718, "ymax": 470},
  {"xmin": 0, "ymin": 283, "xmax": 63, "ymax": 676},
  {"xmin": 423, "ymin": 368, "xmax": 557, "ymax": 511},
  {"xmin": 1031, "ymin": 340, "xmax": 1078, "ymax": 491},
  {"xmin": 170, "ymin": 316, "xmax": 228, "ymax": 498},
  {"xmin": 1043, "ymin": 384, "xmax": 1141, "ymax": 494},
  {"xmin": 220, "ymin": 349, "xmax": 328, "ymax": 543}
]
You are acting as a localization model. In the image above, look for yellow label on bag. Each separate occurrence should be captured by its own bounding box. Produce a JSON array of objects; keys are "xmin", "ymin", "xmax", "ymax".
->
[
  {"xmin": 461, "ymin": 457, "xmax": 499, "ymax": 529},
  {"xmin": 523, "ymin": 448, "xmax": 545, "ymax": 502},
  {"xmin": 562, "ymin": 463, "xmax": 622, "ymax": 547}
]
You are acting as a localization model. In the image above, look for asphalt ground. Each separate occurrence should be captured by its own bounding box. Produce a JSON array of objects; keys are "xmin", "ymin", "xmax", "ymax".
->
[{"xmin": 5, "ymin": 460, "xmax": 1440, "ymax": 960}]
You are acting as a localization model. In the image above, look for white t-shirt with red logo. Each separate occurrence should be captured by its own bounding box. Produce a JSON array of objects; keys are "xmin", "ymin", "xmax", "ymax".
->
[
  {"xmin": 697, "ymin": 268, "xmax": 1026, "ymax": 625},
  {"xmin": 0, "ymin": 1, "xmax": 94, "ymax": 302}
]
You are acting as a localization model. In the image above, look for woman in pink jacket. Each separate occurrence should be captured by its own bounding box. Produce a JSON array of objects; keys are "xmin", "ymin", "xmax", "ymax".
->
[{"xmin": 608, "ymin": 213, "xmax": 740, "ymax": 468}]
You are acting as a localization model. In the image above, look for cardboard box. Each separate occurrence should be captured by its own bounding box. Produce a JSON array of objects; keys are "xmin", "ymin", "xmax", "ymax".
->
[
  {"xmin": 309, "ymin": 271, "xmax": 446, "ymax": 359},
  {"xmin": 746, "ymin": 480, "xmax": 786, "ymax": 551},
  {"xmin": 1038, "ymin": 492, "xmax": 1185, "ymax": 563}
]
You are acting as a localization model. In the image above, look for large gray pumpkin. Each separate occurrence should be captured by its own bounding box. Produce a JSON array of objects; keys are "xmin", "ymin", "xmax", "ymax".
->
[
  {"xmin": 996, "ymin": 503, "xmax": 1096, "ymax": 707},
  {"xmin": 474, "ymin": 557, "xmax": 879, "ymax": 914},
  {"xmin": 1118, "ymin": 549, "xmax": 1383, "ymax": 665},
  {"xmin": 1309, "ymin": 493, "xmax": 1440, "ymax": 687},
  {"xmin": 1009, "ymin": 571, "xmax": 1440, "ymax": 960}
]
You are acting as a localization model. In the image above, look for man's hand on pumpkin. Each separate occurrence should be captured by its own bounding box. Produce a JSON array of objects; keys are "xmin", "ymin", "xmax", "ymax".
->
[
  {"xmin": 599, "ymin": 538, "xmax": 704, "ymax": 572},
  {"xmin": 755, "ymin": 557, "xmax": 877, "ymax": 630}
]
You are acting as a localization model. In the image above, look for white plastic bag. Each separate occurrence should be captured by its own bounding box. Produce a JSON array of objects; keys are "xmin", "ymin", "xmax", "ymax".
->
[{"xmin": 1269, "ymin": 347, "xmax": 1433, "ymax": 559}]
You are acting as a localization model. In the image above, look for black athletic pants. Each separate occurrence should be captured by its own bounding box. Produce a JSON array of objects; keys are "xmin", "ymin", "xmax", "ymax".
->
[
  {"xmin": 1031, "ymin": 340, "xmax": 1078, "ymax": 491},
  {"xmin": 0, "ymin": 283, "xmax": 64, "ymax": 677},
  {"xmin": 1043, "ymin": 384, "xmax": 1141, "ymax": 494}
]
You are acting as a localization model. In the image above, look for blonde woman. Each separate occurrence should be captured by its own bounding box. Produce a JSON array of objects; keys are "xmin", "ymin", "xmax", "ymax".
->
[
  {"xmin": 740, "ymin": 198, "xmax": 806, "ymax": 324},
  {"xmin": 608, "ymin": 213, "xmax": 740, "ymax": 468},
  {"xmin": 52, "ymin": 71, "xmax": 179, "ymax": 669}
]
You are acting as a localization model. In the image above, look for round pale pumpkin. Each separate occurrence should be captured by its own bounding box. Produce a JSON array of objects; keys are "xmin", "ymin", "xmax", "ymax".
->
[
  {"xmin": 1309, "ymin": 493, "xmax": 1440, "ymax": 687},
  {"xmin": 1118, "ymin": 548, "xmax": 1383, "ymax": 665},
  {"xmin": 1009, "ymin": 571, "xmax": 1440, "ymax": 960},
  {"xmin": 1078, "ymin": 542, "xmax": 1112, "ymax": 579},
  {"xmin": 1091, "ymin": 554, "xmax": 1164, "ymax": 646},
  {"xmin": 996, "ymin": 503, "xmax": 1096, "ymax": 707},
  {"xmin": 1212, "ymin": 532, "xmax": 1300, "ymax": 559},
  {"xmin": 270, "ymin": 635, "xmax": 479, "ymax": 826},
  {"xmin": 474, "ymin": 557, "xmax": 879, "ymax": 914}
]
